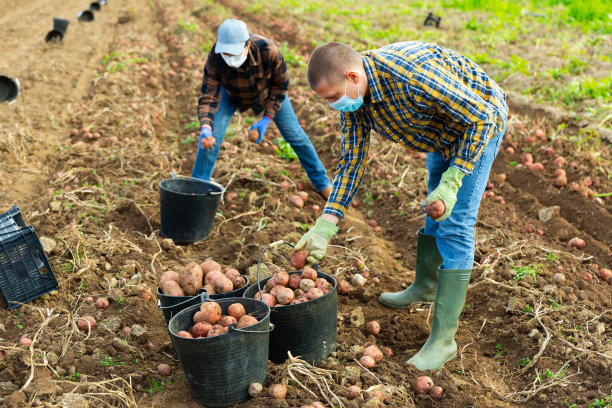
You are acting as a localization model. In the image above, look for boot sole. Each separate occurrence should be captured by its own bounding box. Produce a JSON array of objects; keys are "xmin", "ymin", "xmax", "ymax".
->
[
  {"xmin": 378, "ymin": 297, "xmax": 433, "ymax": 309},
  {"xmin": 406, "ymin": 352, "xmax": 457, "ymax": 371}
]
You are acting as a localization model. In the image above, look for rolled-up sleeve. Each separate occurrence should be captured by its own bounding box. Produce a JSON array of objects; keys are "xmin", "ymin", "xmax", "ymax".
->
[
  {"xmin": 197, "ymin": 53, "xmax": 222, "ymax": 128},
  {"xmin": 409, "ymin": 61, "xmax": 496, "ymax": 174},
  {"xmin": 323, "ymin": 111, "xmax": 371, "ymax": 219}
]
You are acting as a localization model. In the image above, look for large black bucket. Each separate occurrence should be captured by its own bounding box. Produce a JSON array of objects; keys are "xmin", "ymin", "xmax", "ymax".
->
[
  {"xmin": 157, "ymin": 275, "xmax": 250, "ymax": 327},
  {"xmin": 159, "ymin": 177, "xmax": 224, "ymax": 245},
  {"xmin": 243, "ymin": 270, "xmax": 337, "ymax": 364},
  {"xmin": 0, "ymin": 75, "xmax": 19, "ymax": 104},
  {"xmin": 168, "ymin": 298, "xmax": 272, "ymax": 408},
  {"xmin": 45, "ymin": 17, "xmax": 70, "ymax": 42}
]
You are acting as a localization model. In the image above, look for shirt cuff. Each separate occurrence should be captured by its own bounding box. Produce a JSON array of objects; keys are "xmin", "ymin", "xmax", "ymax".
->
[{"xmin": 323, "ymin": 204, "xmax": 347, "ymax": 221}]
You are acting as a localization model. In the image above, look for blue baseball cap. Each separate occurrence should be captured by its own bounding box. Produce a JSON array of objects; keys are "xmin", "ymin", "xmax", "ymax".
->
[{"xmin": 215, "ymin": 19, "xmax": 249, "ymax": 55}]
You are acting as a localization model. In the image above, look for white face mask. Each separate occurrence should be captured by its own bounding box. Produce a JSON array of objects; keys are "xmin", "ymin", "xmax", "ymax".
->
[{"xmin": 221, "ymin": 47, "xmax": 248, "ymax": 68}]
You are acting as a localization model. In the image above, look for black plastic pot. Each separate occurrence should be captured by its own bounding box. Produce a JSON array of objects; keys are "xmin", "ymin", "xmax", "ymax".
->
[
  {"xmin": 157, "ymin": 275, "xmax": 250, "ymax": 327},
  {"xmin": 244, "ymin": 270, "xmax": 337, "ymax": 364},
  {"xmin": 45, "ymin": 18, "xmax": 70, "ymax": 42},
  {"xmin": 90, "ymin": 2, "xmax": 101, "ymax": 11},
  {"xmin": 77, "ymin": 10, "xmax": 94, "ymax": 22},
  {"xmin": 0, "ymin": 75, "xmax": 19, "ymax": 104},
  {"xmin": 159, "ymin": 176, "xmax": 224, "ymax": 245},
  {"xmin": 168, "ymin": 298, "xmax": 272, "ymax": 408}
]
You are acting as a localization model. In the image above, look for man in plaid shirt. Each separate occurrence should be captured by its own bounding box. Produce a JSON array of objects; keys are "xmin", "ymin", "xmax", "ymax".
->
[
  {"xmin": 296, "ymin": 41, "xmax": 508, "ymax": 370},
  {"xmin": 193, "ymin": 19, "xmax": 331, "ymax": 198}
]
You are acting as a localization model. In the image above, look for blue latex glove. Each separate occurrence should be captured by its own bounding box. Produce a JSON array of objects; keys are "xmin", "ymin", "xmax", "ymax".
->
[
  {"xmin": 249, "ymin": 115, "xmax": 271, "ymax": 143},
  {"xmin": 198, "ymin": 125, "xmax": 212, "ymax": 150}
]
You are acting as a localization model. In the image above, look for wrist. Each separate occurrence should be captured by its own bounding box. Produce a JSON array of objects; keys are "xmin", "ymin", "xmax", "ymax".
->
[
  {"xmin": 315, "ymin": 217, "xmax": 339, "ymax": 239},
  {"xmin": 202, "ymin": 124, "xmax": 212, "ymax": 131}
]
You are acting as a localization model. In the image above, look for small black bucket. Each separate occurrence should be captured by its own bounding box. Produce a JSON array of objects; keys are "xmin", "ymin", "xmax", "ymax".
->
[
  {"xmin": 168, "ymin": 298, "xmax": 272, "ymax": 408},
  {"xmin": 77, "ymin": 10, "xmax": 94, "ymax": 22},
  {"xmin": 0, "ymin": 75, "xmax": 19, "ymax": 104},
  {"xmin": 90, "ymin": 2, "xmax": 101, "ymax": 11},
  {"xmin": 159, "ymin": 176, "xmax": 224, "ymax": 245},
  {"xmin": 243, "ymin": 270, "xmax": 337, "ymax": 364},
  {"xmin": 157, "ymin": 275, "xmax": 250, "ymax": 326},
  {"xmin": 45, "ymin": 17, "xmax": 70, "ymax": 42}
]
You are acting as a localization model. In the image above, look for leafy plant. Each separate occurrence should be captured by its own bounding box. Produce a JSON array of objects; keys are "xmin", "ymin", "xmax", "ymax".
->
[
  {"xmin": 512, "ymin": 263, "xmax": 542, "ymax": 284},
  {"xmin": 519, "ymin": 357, "xmax": 531, "ymax": 367},
  {"xmin": 274, "ymin": 138, "xmax": 298, "ymax": 160}
]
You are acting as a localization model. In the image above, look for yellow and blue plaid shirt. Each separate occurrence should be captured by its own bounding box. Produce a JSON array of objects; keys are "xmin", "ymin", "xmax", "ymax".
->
[{"xmin": 324, "ymin": 41, "xmax": 508, "ymax": 219}]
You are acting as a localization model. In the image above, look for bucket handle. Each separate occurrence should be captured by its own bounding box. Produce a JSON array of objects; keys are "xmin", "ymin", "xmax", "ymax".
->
[
  {"xmin": 228, "ymin": 322, "xmax": 275, "ymax": 334},
  {"xmin": 170, "ymin": 172, "xmax": 223, "ymax": 196},
  {"xmin": 157, "ymin": 290, "xmax": 210, "ymax": 310}
]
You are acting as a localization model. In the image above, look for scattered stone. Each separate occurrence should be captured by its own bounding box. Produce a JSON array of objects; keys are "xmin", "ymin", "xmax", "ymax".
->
[
  {"xmin": 100, "ymin": 316, "xmax": 122, "ymax": 332},
  {"xmin": 7, "ymin": 390, "xmax": 26, "ymax": 407},
  {"xmin": 111, "ymin": 338, "xmax": 134, "ymax": 353},
  {"xmin": 161, "ymin": 238, "xmax": 174, "ymax": 250},
  {"xmin": 0, "ymin": 382, "xmax": 19, "ymax": 392},
  {"xmin": 538, "ymin": 206, "xmax": 560, "ymax": 223},
  {"xmin": 39, "ymin": 237, "xmax": 57, "ymax": 254},
  {"xmin": 348, "ymin": 307, "xmax": 365, "ymax": 328},
  {"xmin": 131, "ymin": 324, "xmax": 147, "ymax": 339},
  {"xmin": 340, "ymin": 366, "xmax": 361, "ymax": 385},
  {"xmin": 123, "ymin": 264, "xmax": 136, "ymax": 275},
  {"xmin": 49, "ymin": 201, "xmax": 62, "ymax": 212},
  {"xmin": 595, "ymin": 322, "xmax": 605, "ymax": 336}
]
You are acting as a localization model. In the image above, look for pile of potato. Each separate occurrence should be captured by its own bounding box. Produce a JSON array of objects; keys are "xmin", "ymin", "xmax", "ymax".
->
[
  {"xmin": 254, "ymin": 268, "xmax": 333, "ymax": 307},
  {"xmin": 159, "ymin": 259, "xmax": 246, "ymax": 297},
  {"xmin": 175, "ymin": 301, "xmax": 259, "ymax": 339}
]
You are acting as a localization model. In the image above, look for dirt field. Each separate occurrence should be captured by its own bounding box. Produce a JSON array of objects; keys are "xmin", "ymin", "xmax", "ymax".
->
[{"xmin": 0, "ymin": 0, "xmax": 610, "ymax": 407}]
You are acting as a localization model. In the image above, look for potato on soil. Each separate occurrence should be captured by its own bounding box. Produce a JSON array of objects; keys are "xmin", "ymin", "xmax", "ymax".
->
[
  {"xmin": 568, "ymin": 237, "xmax": 585, "ymax": 249},
  {"xmin": 19, "ymin": 336, "xmax": 32, "ymax": 347},
  {"xmin": 337, "ymin": 280, "xmax": 350, "ymax": 295},
  {"xmin": 273, "ymin": 270, "xmax": 289, "ymax": 286},
  {"xmin": 426, "ymin": 200, "xmax": 445, "ymax": 219},
  {"xmin": 191, "ymin": 322, "xmax": 212, "ymax": 337},
  {"xmin": 277, "ymin": 287, "xmax": 295, "ymax": 305},
  {"xmin": 214, "ymin": 276, "xmax": 234, "ymax": 294},
  {"xmin": 163, "ymin": 280, "xmax": 185, "ymax": 296},
  {"xmin": 363, "ymin": 345, "xmax": 383, "ymax": 363},
  {"xmin": 288, "ymin": 273, "xmax": 302, "ymax": 289},
  {"xmin": 237, "ymin": 315, "xmax": 258, "ymax": 328},
  {"xmin": 179, "ymin": 262, "xmax": 204, "ymax": 296},
  {"xmin": 176, "ymin": 330, "xmax": 193, "ymax": 338},
  {"xmin": 200, "ymin": 260, "xmax": 221, "ymax": 276},
  {"xmin": 158, "ymin": 364, "xmax": 171, "ymax": 376},
  {"xmin": 359, "ymin": 355, "xmax": 375, "ymax": 368},
  {"xmin": 301, "ymin": 267, "xmax": 317, "ymax": 280},
  {"xmin": 248, "ymin": 382, "xmax": 263, "ymax": 397},
  {"xmin": 268, "ymin": 384, "xmax": 287, "ymax": 399},
  {"xmin": 352, "ymin": 273, "xmax": 367, "ymax": 287},
  {"xmin": 347, "ymin": 385, "xmax": 361, "ymax": 400},
  {"xmin": 199, "ymin": 302, "xmax": 222, "ymax": 325},
  {"xmin": 204, "ymin": 270, "xmax": 223, "ymax": 286},
  {"xmin": 289, "ymin": 195, "xmax": 304, "ymax": 208},
  {"xmin": 366, "ymin": 321, "xmax": 380, "ymax": 335},
  {"xmin": 159, "ymin": 270, "xmax": 179, "ymax": 288},
  {"xmin": 227, "ymin": 303, "xmax": 246, "ymax": 320},
  {"xmin": 429, "ymin": 385, "xmax": 443, "ymax": 399},
  {"xmin": 77, "ymin": 316, "xmax": 96, "ymax": 331},
  {"xmin": 200, "ymin": 136, "xmax": 215, "ymax": 149},
  {"xmin": 95, "ymin": 297, "xmax": 109, "ymax": 309},
  {"xmin": 554, "ymin": 174, "xmax": 568, "ymax": 188},
  {"xmin": 291, "ymin": 249, "xmax": 309, "ymax": 269},
  {"xmin": 597, "ymin": 268, "xmax": 612, "ymax": 281},
  {"xmin": 413, "ymin": 376, "xmax": 434, "ymax": 394},
  {"xmin": 297, "ymin": 191, "xmax": 309, "ymax": 202}
]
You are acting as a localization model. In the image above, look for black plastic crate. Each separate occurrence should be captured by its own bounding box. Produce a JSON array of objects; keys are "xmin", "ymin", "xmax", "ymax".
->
[
  {"xmin": 0, "ymin": 205, "xmax": 26, "ymax": 238},
  {"xmin": 0, "ymin": 226, "xmax": 59, "ymax": 310}
]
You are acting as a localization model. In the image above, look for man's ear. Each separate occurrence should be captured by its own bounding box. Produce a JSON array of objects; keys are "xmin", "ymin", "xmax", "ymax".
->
[{"xmin": 346, "ymin": 71, "xmax": 360, "ymax": 83}]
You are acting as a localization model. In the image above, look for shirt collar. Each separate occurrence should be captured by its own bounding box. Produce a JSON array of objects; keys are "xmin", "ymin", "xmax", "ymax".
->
[{"xmin": 362, "ymin": 55, "xmax": 383, "ymax": 104}]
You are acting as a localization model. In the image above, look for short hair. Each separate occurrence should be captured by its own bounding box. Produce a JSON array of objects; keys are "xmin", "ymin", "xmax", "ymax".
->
[{"xmin": 307, "ymin": 42, "xmax": 362, "ymax": 89}]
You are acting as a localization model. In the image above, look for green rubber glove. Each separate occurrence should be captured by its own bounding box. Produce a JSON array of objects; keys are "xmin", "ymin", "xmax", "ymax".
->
[
  {"xmin": 294, "ymin": 217, "xmax": 339, "ymax": 263},
  {"xmin": 425, "ymin": 167, "xmax": 465, "ymax": 222}
]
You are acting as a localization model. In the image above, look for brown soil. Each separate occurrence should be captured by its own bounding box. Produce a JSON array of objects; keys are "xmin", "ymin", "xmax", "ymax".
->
[{"xmin": 0, "ymin": 0, "xmax": 610, "ymax": 407}]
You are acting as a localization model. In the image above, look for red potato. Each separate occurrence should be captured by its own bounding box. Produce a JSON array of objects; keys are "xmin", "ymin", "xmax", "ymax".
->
[
  {"xmin": 337, "ymin": 280, "xmax": 350, "ymax": 295},
  {"xmin": 159, "ymin": 270, "xmax": 180, "ymax": 288},
  {"xmin": 521, "ymin": 153, "xmax": 534, "ymax": 165},
  {"xmin": 273, "ymin": 270, "xmax": 290, "ymax": 286},
  {"xmin": 315, "ymin": 278, "xmax": 332, "ymax": 293},
  {"xmin": 204, "ymin": 270, "xmax": 223, "ymax": 286},
  {"xmin": 297, "ymin": 191, "xmax": 309, "ymax": 203},
  {"xmin": 219, "ymin": 315, "xmax": 238, "ymax": 328},
  {"xmin": 289, "ymin": 195, "xmax": 304, "ymax": 208},
  {"xmin": 366, "ymin": 321, "xmax": 380, "ymax": 335},
  {"xmin": 359, "ymin": 355, "xmax": 376, "ymax": 368},
  {"xmin": 158, "ymin": 364, "xmax": 171, "ymax": 376},
  {"xmin": 582, "ymin": 273, "xmax": 592, "ymax": 282},
  {"xmin": 77, "ymin": 316, "xmax": 96, "ymax": 331},
  {"xmin": 261, "ymin": 293, "xmax": 277, "ymax": 307},
  {"xmin": 365, "ymin": 390, "xmax": 386, "ymax": 402},
  {"xmin": 179, "ymin": 262, "xmax": 204, "ymax": 296},
  {"xmin": 299, "ymin": 279, "xmax": 316, "ymax": 292},
  {"xmin": 227, "ymin": 303, "xmax": 246, "ymax": 320},
  {"xmin": 544, "ymin": 146, "xmax": 554, "ymax": 155},
  {"xmin": 554, "ymin": 174, "xmax": 568, "ymax": 188},
  {"xmin": 288, "ymin": 273, "xmax": 302, "ymax": 289},
  {"xmin": 231, "ymin": 275, "xmax": 246, "ymax": 289},
  {"xmin": 430, "ymin": 385, "xmax": 443, "ymax": 399},
  {"xmin": 413, "ymin": 376, "xmax": 434, "ymax": 394},
  {"xmin": 264, "ymin": 278, "xmax": 278, "ymax": 292},
  {"xmin": 426, "ymin": 200, "xmax": 446, "ymax": 219},
  {"xmin": 163, "ymin": 280, "xmax": 185, "ymax": 296},
  {"xmin": 207, "ymin": 324, "xmax": 226, "ymax": 337},
  {"xmin": 383, "ymin": 346, "xmax": 393, "ymax": 357},
  {"xmin": 191, "ymin": 322, "xmax": 212, "ymax": 337},
  {"xmin": 279, "ymin": 181, "xmax": 290, "ymax": 190},
  {"xmin": 199, "ymin": 302, "xmax": 222, "ymax": 325},
  {"xmin": 553, "ymin": 273, "xmax": 565, "ymax": 283},
  {"xmin": 248, "ymin": 129, "xmax": 259, "ymax": 143},
  {"xmin": 214, "ymin": 276, "xmax": 234, "ymax": 294},
  {"xmin": 95, "ymin": 297, "xmax": 109, "ymax": 309},
  {"xmin": 277, "ymin": 287, "xmax": 295, "ymax": 305},
  {"xmin": 269, "ymin": 384, "xmax": 287, "ymax": 399},
  {"xmin": 568, "ymin": 237, "xmax": 586, "ymax": 249},
  {"xmin": 307, "ymin": 288, "xmax": 324, "ymax": 299},
  {"xmin": 553, "ymin": 156, "xmax": 566, "ymax": 167},
  {"xmin": 347, "ymin": 385, "xmax": 361, "ymax": 400},
  {"xmin": 223, "ymin": 267, "xmax": 240, "ymax": 280},
  {"xmin": 291, "ymin": 250, "xmax": 309, "ymax": 269},
  {"xmin": 597, "ymin": 268, "xmax": 612, "ymax": 281},
  {"xmin": 293, "ymin": 288, "xmax": 305, "ymax": 298},
  {"xmin": 19, "ymin": 336, "xmax": 32, "ymax": 347},
  {"xmin": 176, "ymin": 330, "xmax": 193, "ymax": 338},
  {"xmin": 554, "ymin": 168, "xmax": 566, "ymax": 178},
  {"xmin": 200, "ymin": 260, "xmax": 221, "ymax": 276},
  {"xmin": 301, "ymin": 267, "xmax": 317, "ymax": 280},
  {"xmin": 531, "ymin": 162, "xmax": 544, "ymax": 171},
  {"xmin": 203, "ymin": 283, "xmax": 216, "ymax": 295},
  {"xmin": 270, "ymin": 285, "xmax": 283, "ymax": 299},
  {"xmin": 85, "ymin": 296, "xmax": 94, "ymax": 304},
  {"xmin": 237, "ymin": 315, "xmax": 258, "ymax": 328},
  {"xmin": 363, "ymin": 345, "xmax": 383, "ymax": 363},
  {"xmin": 200, "ymin": 136, "xmax": 215, "ymax": 149}
]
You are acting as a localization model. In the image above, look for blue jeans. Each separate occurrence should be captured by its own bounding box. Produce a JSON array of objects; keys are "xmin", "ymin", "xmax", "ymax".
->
[
  {"xmin": 192, "ymin": 87, "xmax": 331, "ymax": 192},
  {"xmin": 424, "ymin": 124, "xmax": 505, "ymax": 270}
]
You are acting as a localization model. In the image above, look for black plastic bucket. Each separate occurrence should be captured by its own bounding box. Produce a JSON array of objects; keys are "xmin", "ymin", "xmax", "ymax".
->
[
  {"xmin": 77, "ymin": 10, "xmax": 94, "ymax": 22},
  {"xmin": 45, "ymin": 17, "xmax": 70, "ymax": 42},
  {"xmin": 157, "ymin": 275, "xmax": 250, "ymax": 326},
  {"xmin": 90, "ymin": 2, "xmax": 101, "ymax": 11},
  {"xmin": 159, "ymin": 177, "xmax": 224, "ymax": 245},
  {"xmin": 168, "ymin": 298, "xmax": 272, "ymax": 408},
  {"xmin": 243, "ymin": 270, "xmax": 337, "ymax": 364},
  {"xmin": 0, "ymin": 76, "xmax": 19, "ymax": 104}
]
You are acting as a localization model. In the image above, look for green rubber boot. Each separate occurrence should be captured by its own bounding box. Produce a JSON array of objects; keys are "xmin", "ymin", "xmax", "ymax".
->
[
  {"xmin": 406, "ymin": 267, "xmax": 471, "ymax": 370},
  {"xmin": 379, "ymin": 228, "xmax": 443, "ymax": 308}
]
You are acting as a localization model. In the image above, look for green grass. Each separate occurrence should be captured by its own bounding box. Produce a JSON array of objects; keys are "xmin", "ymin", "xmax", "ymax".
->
[{"xmin": 512, "ymin": 263, "xmax": 542, "ymax": 284}]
